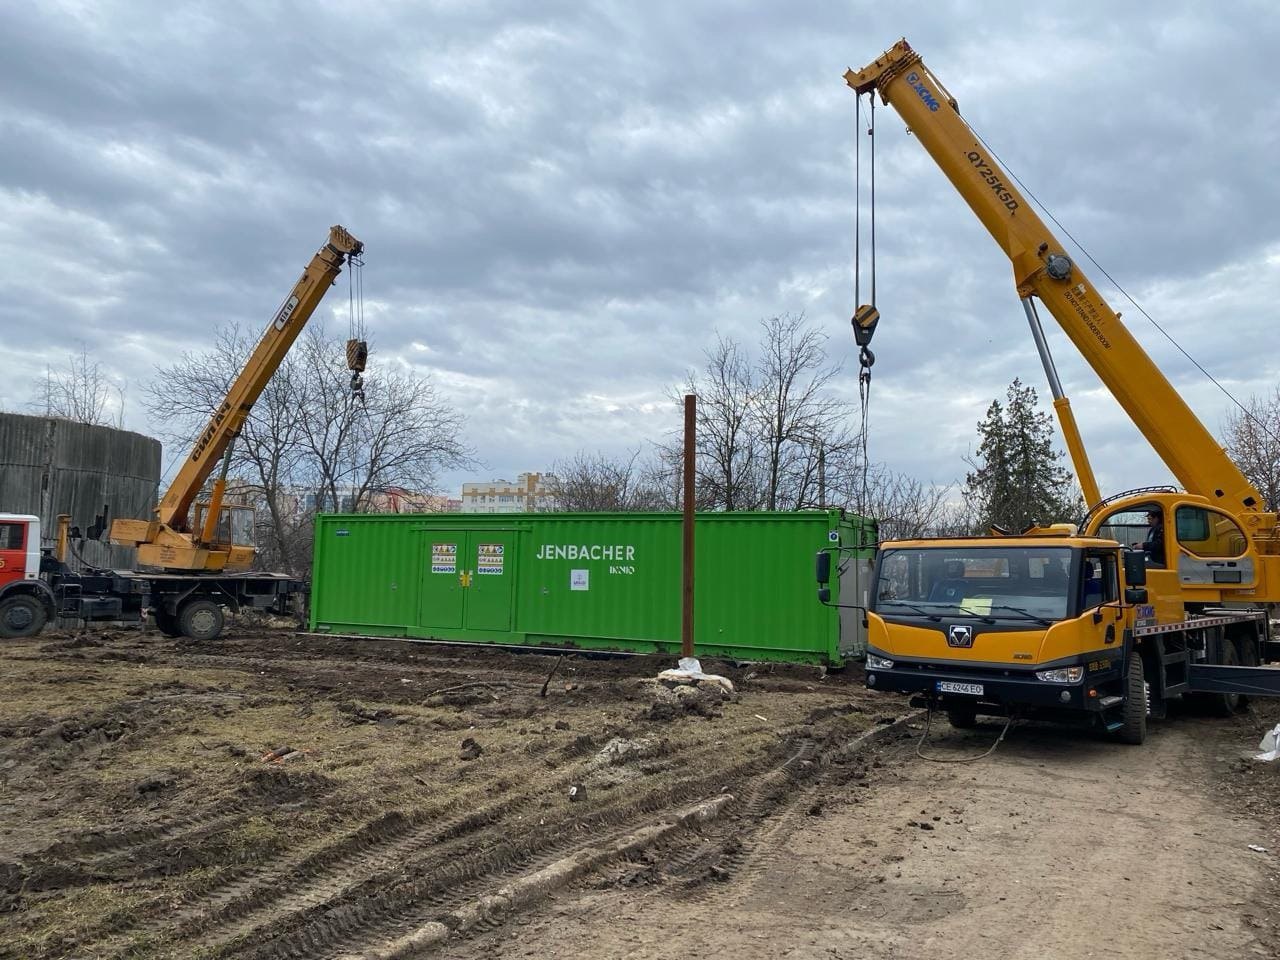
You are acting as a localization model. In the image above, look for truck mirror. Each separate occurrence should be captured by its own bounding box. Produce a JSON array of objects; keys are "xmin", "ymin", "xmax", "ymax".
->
[
  {"xmin": 815, "ymin": 551, "xmax": 831, "ymax": 585},
  {"xmin": 1125, "ymin": 587, "xmax": 1148, "ymax": 605},
  {"xmin": 818, "ymin": 587, "xmax": 831, "ymax": 604},
  {"xmin": 1123, "ymin": 549, "xmax": 1147, "ymax": 586}
]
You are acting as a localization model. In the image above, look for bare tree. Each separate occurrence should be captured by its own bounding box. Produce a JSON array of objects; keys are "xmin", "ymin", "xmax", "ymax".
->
[
  {"xmin": 754, "ymin": 315, "xmax": 857, "ymax": 511},
  {"xmin": 676, "ymin": 335, "xmax": 764, "ymax": 510},
  {"xmin": 1224, "ymin": 389, "xmax": 1280, "ymax": 512},
  {"xmin": 30, "ymin": 344, "xmax": 126, "ymax": 427},
  {"xmin": 662, "ymin": 315, "xmax": 857, "ymax": 512},
  {"xmin": 549, "ymin": 449, "xmax": 670, "ymax": 511},
  {"xmin": 293, "ymin": 328, "xmax": 471, "ymax": 514},
  {"xmin": 857, "ymin": 466, "xmax": 959, "ymax": 540},
  {"xmin": 143, "ymin": 322, "xmax": 471, "ymax": 574}
]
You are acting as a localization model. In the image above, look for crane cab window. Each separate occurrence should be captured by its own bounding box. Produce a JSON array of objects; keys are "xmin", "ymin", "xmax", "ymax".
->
[
  {"xmin": 1175, "ymin": 506, "xmax": 1247, "ymax": 559},
  {"xmin": 229, "ymin": 507, "xmax": 255, "ymax": 548},
  {"xmin": 0, "ymin": 522, "xmax": 25, "ymax": 550},
  {"xmin": 1080, "ymin": 552, "xmax": 1119, "ymax": 611},
  {"xmin": 193, "ymin": 504, "xmax": 256, "ymax": 548},
  {"xmin": 1096, "ymin": 507, "xmax": 1152, "ymax": 553}
]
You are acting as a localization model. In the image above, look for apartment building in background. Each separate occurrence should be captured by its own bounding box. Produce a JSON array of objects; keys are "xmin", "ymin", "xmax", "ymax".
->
[{"xmin": 460, "ymin": 472, "xmax": 559, "ymax": 513}]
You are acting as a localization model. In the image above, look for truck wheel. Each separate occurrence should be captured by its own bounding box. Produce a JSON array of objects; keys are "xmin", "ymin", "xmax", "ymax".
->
[
  {"xmin": 0, "ymin": 595, "xmax": 47, "ymax": 639},
  {"xmin": 1115, "ymin": 650, "xmax": 1147, "ymax": 745},
  {"xmin": 178, "ymin": 600, "xmax": 224, "ymax": 642},
  {"xmin": 946, "ymin": 704, "xmax": 978, "ymax": 729},
  {"xmin": 153, "ymin": 608, "xmax": 182, "ymax": 638},
  {"xmin": 1209, "ymin": 638, "xmax": 1242, "ymax": 717}
]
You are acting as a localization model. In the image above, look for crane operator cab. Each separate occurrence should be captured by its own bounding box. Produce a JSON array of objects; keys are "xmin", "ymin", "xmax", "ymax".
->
[
  {"xmin": 1091, "ymin": 495, "xmax": 1255, "ymax": 598},
  {"xmin": 190, "ymin": 502, "xmax": 255, "ymax": 569}
]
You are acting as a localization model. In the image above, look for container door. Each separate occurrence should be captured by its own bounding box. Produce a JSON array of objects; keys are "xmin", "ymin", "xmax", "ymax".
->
[
  {"xmin": 465, "ymin": 533, "xmax": 515, "ymax": 631},
  {"xmin": 419, "ymin": 536, "xmax": 465, "ymax": 630},
  {"xmin": 0, "ymin": 519, "xmax": 27, "ymax": 590}
]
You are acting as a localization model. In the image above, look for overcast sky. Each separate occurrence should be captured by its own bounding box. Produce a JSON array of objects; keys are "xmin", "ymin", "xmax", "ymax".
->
[{"xmin": 3, "ymin": 0, "xmax": 1278, "ymax": 501}]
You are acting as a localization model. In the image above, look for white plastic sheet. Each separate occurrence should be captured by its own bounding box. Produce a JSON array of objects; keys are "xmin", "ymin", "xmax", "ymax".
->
[
  {"xmin": 657, "ymin": 657, "xmax": 736, "ymax": 694},
  {"xmin": 1253, "ymin": 723, "xmax": 1280, "ymax": 762}
]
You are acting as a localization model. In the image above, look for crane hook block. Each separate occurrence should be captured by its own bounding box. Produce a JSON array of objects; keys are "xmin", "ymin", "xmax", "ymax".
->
[
  {"xmin": 851, "ymin": 304, "xmax": 880, "ymax": 347},
  {"xmin": 346, "ymin": 339, "xmax": 368, "ymax": 373}
]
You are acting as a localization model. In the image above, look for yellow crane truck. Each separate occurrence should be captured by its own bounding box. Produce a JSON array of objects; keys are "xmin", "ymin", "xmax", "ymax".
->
[
  {"xmin": 818, "ymin": 40, "xmax": 1280, "ymax": 743},
  {"xmin": 1, "ymin": 226, "xmax": 364, "ymax": 642}
]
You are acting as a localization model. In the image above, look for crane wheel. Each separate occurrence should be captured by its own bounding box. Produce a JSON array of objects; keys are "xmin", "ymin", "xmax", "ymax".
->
[
  {"xmin": 0, "ymin": 595, "xmax": 48, "ymax": 639},
  {"xmin": 153, "ymin": 608, "xmax": 183, "ymax": 638},
  {"xmin": 945, "ymin": 704, "xmax": 978, "ymax": 729},
  {"xmin": 178, "ymin": 599, "xmax": 225, "ymax": 642},
  {"xmin": 1114, "ymin": 650, "xmax": 1147, "ymax": 745}
]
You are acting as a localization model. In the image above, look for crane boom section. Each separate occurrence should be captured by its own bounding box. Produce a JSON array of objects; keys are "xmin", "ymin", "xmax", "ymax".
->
[
  {"xmin": 158, "ymin": 225, "xmax": 363, "ymax": 530},
  {"xmin": 845, "ymin": 41, "xmax": 1264, "ymax": 514}
]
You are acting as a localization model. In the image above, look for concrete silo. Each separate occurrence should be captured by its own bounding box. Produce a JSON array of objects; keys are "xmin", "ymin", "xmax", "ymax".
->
[{"xmin": 0, "ymin": 412, "xmax": 161, "ymax": 568}]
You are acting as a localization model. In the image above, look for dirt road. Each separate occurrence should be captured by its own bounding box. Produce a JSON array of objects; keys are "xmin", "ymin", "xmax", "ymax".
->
[
  {"xmin": 3, "ymin": 627, "xmax": 1278, "ymax": 959},
  {"xmin": 450, "ymin": 711, "xmax": 1280, "ymax": 960}
]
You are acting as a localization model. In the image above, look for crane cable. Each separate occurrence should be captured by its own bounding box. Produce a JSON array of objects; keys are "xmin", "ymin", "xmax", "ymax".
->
[
  {"xmin": 968, "ymin": 122, "xmax": 1280, "ymax": 452},
  {"xmin": 853, "ymin": 94, "xmax": 876, "ymax": 523},
  {"xmin": 345, "ymin": 246, "xmax": 368, "ymax": 403},
  {"xmin": 915, "ymin": 705, "xmax": 1017, "ymax": 763}
]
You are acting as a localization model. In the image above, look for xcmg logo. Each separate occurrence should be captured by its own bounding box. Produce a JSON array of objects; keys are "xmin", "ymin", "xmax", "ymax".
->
[{"xmin": 905, "ymin": 71, "xmax": 940, "ymax": 112}]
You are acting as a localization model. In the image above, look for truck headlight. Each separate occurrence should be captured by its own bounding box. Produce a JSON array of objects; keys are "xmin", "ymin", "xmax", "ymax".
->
[
  {"xmin": 867, "ymin": 653, "xmax": 895, "ymax": 670},
  {"xmin": 1035, "ymin": 666, "xmax": 1084, "ymax": 683}
]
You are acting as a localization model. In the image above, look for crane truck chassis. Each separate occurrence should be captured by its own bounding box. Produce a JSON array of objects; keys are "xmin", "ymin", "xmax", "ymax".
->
[{"xmin": 1, "ymin": 513, "xmax": 303, "ymax": 641}]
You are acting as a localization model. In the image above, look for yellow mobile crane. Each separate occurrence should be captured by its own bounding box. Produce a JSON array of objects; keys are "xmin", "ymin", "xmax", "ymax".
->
[
  {"xmin": 109, "ymin": 225, "xmax": 364, "ymax": 639},
  {"xmin": 1, "ymin": 226, "xmax": 364, "ymax": 642},
  {"xmin": 818, "ymin": 40, "xmax": 1280, "ymax": 742}
]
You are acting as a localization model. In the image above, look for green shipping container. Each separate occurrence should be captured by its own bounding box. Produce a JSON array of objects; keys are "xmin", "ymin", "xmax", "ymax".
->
[{"xmin": 309, "ymin": 510, "xmax": 876, "ymax": 666}]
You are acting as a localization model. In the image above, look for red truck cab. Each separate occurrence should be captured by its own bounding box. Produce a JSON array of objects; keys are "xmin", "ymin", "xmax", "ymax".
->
[{"xmin": 0, "ymin": 514, "xmax": 51, "ymax": 637}]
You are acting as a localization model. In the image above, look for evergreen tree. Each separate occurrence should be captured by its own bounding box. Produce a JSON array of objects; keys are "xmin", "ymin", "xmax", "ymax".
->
[{"xmin": 964, "ymin": 379, "xmax": 1083, "ymax": 532}]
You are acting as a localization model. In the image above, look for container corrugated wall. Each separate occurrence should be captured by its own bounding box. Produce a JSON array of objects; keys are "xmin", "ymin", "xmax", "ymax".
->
[{"xmin": 311, "ymin": 510, "xmax": 876, "ymax": 665}]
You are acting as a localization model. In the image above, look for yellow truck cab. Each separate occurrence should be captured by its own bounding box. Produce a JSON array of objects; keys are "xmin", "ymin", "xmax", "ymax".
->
[{"xmin": 849, "ymin": 511, "xmax": 1272, "ymax": 743}]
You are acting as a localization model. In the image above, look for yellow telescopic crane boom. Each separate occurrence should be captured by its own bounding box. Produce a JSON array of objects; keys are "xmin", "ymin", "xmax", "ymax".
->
[
  {"xmin": 844, "ymin": 40, "xmax": 1264, "ymax": 517},
  {"xmin": 112, "ymin": 225, "xmax": 364, "ymax": 572}
]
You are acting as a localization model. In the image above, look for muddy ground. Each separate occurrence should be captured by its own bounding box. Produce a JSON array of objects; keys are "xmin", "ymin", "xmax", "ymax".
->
[
  {"xmin": 0, "ymin": 628, "xmax": 904, "ymax": 959},
  {"xmin": 2, "ymin": 628, "xmax": 1278, "ymax": 959}
]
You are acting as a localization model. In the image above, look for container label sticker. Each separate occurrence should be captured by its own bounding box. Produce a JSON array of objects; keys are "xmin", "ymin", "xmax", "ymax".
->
[
  {"xmin": 431, "ymin": 542, "xmax": 457, "ymax": 574},
  {"xmin": 570, "ymin": 569, "xmax": 589, "ymax": 591},
  {"xmin": 477, "ymin": 542, "xmax": 504, "ymax": 575}
]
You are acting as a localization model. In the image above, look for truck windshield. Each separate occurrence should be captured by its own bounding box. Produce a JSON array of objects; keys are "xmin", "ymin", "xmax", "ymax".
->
[{"xmin": 874, "ymin": 546, "xmax": 1073, "ymax": 622}]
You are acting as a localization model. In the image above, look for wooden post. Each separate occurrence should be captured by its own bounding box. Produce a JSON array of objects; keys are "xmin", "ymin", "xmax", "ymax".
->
[{"xmin": 682, "ymin": 394, "xmax": 696, "ymax": 659}]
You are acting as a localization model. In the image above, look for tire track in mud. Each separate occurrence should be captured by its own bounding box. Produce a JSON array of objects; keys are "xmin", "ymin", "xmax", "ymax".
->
[
  {"xmin": 237, "ymin": 741, "xmax": 795, "ymax": 960},
  {"xmin": 239, "ymin": 715, "xmax": 883, "ymax": 959},
  {"xmin": 182, "ymin": 725, "xmax": 786, "ymax": 959},
  {"xmin": 73, "ymin": 726, "xmax": 587, "ymax": 960},
  {"xmin": 5, "ymin": 630, "xmax": 888, "ymax": 960},
  {"xmin": 540, "ymin": 719, "xmax": 913, "ymax": 946}
]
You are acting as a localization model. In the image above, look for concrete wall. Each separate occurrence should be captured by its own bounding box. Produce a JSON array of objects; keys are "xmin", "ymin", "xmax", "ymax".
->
[{"xmin": 0, "ymin": 413, "xmax": 161, "ymax": 569}]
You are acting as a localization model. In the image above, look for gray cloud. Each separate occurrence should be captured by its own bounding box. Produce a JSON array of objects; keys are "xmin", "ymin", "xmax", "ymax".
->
[{"xmin": 2, "ymin": 0, "xmax": 1277, "ymax": 505}]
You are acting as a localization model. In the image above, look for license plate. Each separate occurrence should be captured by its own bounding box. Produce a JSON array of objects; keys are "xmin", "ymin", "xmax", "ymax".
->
[{"xmin": 937, "ymin": 681, "xmax": 983, "ymax": 696}]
